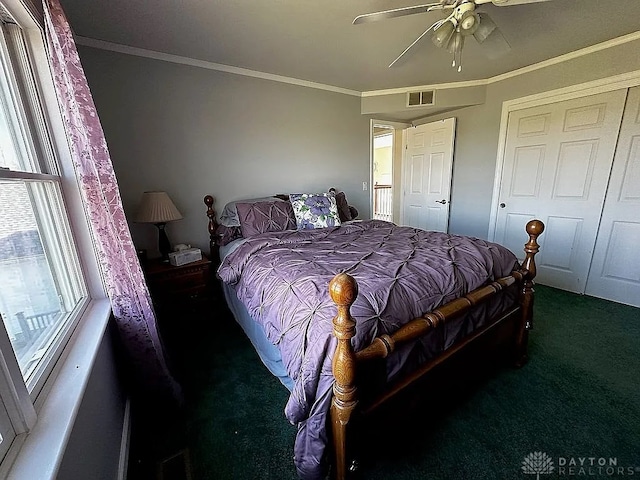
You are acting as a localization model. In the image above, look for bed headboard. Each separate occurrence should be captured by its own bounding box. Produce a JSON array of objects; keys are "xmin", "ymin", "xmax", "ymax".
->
[
  {"xmin": 203, "ymin": 195, "xmax": 219, "ymax": 261},
  {"xmin": 203, "ymin": 188, "xmax": 357, "ymax": 261}
]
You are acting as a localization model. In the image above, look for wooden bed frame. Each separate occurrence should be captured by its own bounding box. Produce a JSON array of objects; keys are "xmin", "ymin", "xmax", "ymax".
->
[{"xmin": 204, "ymin": 194, "xmax": 544, "ymax": 480}]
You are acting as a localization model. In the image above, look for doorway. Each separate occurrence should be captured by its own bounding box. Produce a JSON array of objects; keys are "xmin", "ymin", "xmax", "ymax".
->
[
  {"xmin": 373, "ymin": 127, "xmax": 393, "ymax": 222},
  {"xmin": 370, "ymin": 120, "xmax": 410, "ymax": 223}
]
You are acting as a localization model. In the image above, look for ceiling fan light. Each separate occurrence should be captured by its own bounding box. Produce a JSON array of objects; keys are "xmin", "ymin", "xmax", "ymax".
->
[
  {"xmin": 460, "ymin": 11, "xmax": 480, "ymax": 36},
  {"xmin": 431, "ymin": 20, "xmax": 455, "ymax": 49},
  {"xmin": 447, "ymin": 31, "xmax": 465, "ymax": 54}
]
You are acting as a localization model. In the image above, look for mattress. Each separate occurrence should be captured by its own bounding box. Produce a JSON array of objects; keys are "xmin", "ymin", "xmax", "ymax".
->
[{"xmin": 217, "ymin": 220, "xmax": 519, "ymax": 479}]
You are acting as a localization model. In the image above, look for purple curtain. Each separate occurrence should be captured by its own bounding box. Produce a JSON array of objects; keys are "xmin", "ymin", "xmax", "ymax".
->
[{"xmin": 43, "ymin": 0, "xmax": 181, "ymax": 402}]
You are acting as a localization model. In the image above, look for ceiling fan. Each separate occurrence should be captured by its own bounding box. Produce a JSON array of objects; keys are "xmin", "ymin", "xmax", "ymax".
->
[{"xmin": 353, "ymin": 0, "xmax": 551, "ymax": 71}]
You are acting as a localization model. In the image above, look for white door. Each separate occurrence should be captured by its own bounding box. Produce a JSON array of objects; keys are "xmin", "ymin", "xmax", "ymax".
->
[
  {"xmin": 401, "ymin": 117, "xmax": 455, "ymax": 232},
  {"xmin": 494, "ymin": 90, "xmax": 627, "ymax": 293},
  {"xmin": 585, "ymin": 86, "xmax": 640, "ymax": 307}
]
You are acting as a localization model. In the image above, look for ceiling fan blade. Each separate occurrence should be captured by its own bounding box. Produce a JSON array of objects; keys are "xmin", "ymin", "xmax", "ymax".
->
[
  {"xmin": 485, "ymin": 0, "xmax": 551, "ymax": 6},
  {"xmin": 481, "ymin": 31, "xmax": 512, "ymax": 59},
  {"xmin": 353, "ymin": 2, "xmax": 448, "ymax": 25},
  {"xmin": 475, "ymin": 16, "xmax": 512, "ymax": 59},
  {"xmin": 389, "ymin": 19, "xmax": 445, "ymax": 67},
  {"xmin": 472, "ymin": 12, "xmax": 497, "ymax": 43}
]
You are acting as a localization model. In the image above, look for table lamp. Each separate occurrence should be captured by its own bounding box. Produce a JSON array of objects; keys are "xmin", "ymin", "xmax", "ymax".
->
[{"xmin": 135, "ymin": 191, "xmax": 183, "ymax": 262}]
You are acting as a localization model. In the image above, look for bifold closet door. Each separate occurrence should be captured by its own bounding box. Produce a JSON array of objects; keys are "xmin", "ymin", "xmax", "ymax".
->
[
  {"xmin": 494, "ymin": 90, "xmax": 627, "ymax": 293},
  {"xmin": 585, "ymin": 86, "xmax": 640, "ymax": 307}
]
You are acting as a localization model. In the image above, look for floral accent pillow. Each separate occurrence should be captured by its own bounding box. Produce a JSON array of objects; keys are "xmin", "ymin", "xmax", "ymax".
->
[{"xmin": 289, "ymin": 193, "xmax": 342, "ymax": 230}]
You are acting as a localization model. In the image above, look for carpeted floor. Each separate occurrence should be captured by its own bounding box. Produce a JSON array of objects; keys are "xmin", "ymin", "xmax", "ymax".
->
[{"xmin": 134, "ymin": 285, "xmax": 640, "ymax": 480}]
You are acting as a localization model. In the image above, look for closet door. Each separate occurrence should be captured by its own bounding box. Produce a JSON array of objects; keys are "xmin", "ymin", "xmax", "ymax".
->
[
  {"xmin": 494, "ymin": 90, "xmax": 627, "ymax": 293},
  {"xmin": 585, "ymin": 86, "xmax": 640, "ymax": 307}
]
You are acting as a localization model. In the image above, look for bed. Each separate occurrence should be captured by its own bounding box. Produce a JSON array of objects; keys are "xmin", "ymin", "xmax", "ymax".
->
[{"xmin": 203, "ymin": 191, "xmax": 544, "ymax": 480}]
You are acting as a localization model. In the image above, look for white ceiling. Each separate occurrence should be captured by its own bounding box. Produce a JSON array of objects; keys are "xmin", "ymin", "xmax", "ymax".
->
[{"xmin": 59, "ymin": 0, "xmax": 640, "ymax": 93}]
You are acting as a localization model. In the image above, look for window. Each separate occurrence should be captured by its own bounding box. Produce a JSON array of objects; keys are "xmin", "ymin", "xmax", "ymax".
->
[{"xmin": 0, "ymin": 1, "xmax": 90, "ymax": 466}]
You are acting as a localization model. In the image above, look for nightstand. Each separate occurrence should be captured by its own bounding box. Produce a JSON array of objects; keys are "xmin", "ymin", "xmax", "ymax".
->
[
  {"xmin": 142, "ymin": 255, "xmax": 217, "ymax": 380},
  {"xmin": 143, "ymin": 255, "xmax": 214, "ymax": 314}
]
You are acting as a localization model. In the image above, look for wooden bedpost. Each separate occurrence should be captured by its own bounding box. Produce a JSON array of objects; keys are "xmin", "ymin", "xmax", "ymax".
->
[
  {"xmin": 329, "ymin": 273, "xmax": 359, "ymax": 480},
  {"xmin": 515, "ymin": 219, "xmax": 545, "ymax": 367},
  {"xmin": 203, "ymin": 195, "xmax": 219, "ymax": 262}
]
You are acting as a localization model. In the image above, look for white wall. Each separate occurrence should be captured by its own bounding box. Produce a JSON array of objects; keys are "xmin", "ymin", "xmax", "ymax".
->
[
  {"xmin": 56, "ymin": 324, "xmax": 127, "ymax": 480},
  {"xmin": 76, "ymin": 46, "xmax": 371, "ymax": 258}
]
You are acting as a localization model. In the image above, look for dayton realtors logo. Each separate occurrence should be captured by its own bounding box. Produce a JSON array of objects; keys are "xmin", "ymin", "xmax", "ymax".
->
[
  {"xmin": 522, "ymin": 452, "xmax": 638, "ymax": 477},
  {"xmin": 522, "ymin": 452, "xmax": 555, "ymax": 479}
]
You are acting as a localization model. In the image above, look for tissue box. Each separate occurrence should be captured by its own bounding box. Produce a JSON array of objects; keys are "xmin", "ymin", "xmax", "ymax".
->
[{"xmin": 168, "ymin": 247, "xmax": 202, "ymax": 266}]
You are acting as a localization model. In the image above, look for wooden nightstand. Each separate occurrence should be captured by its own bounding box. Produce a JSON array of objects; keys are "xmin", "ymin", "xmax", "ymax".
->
[{"xmin": 143, "ymin": 255, "xmax": 214, "ymax": 313}]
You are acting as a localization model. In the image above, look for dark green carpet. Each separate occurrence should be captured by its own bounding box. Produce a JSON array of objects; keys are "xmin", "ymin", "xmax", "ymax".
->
[{"xmin": 178, "ymin": 286, "xmax": 640, "ymax": 479}]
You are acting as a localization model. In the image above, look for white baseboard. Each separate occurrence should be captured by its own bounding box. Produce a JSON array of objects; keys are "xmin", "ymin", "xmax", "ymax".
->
[{"xmin": 118, "ymin": 397, "xmax": 132, "ymax": 480}]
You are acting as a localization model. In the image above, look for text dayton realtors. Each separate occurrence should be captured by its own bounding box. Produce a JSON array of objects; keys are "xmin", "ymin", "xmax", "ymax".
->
[{"xmin": 557, "ymin": 457, "xmax": 635, "ymax": 476}]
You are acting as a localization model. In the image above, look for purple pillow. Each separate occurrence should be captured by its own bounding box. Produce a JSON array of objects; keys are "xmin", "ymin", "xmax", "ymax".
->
[
  {"xmin": 215, "ymin": 224, "xmax": 243, "ymax": 246},
  {"xmin": 236, "ymin": 200, "xmax": 297, "ymax": 238},
  {"xmin": 334, "ymin": 191, "xmax": 352, "ymax": 222}
]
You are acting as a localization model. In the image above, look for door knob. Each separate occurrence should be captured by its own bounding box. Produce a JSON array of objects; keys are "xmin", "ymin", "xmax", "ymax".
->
[
  {"xmin": 500, "ymin": 203, "xmax": 506, "ymax": 208},
  {"xmin": 435, "ymin": 199, "xmax": 447, "ymax": 204}
]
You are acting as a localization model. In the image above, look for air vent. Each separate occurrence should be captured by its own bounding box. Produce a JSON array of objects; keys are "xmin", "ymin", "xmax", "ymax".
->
[{"xmin": 407, "ymin": 90, "xmax": 435, "ymax": 107}]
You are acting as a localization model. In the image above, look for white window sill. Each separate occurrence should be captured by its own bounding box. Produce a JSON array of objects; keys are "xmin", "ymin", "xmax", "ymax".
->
[{"xmin": 5, "ymin": 298, "xmax": 112, "ymax": 480}]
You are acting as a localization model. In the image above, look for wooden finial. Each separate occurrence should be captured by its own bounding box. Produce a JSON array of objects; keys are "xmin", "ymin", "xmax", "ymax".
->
[
  {"xmin": 522, "ymin": 219, "xmax": 545, "ymax": 281},
  {"xmin": 329, "ymin": 273, "xmax": 358, "ymax": 310},
  {"xmin": 526, "ymin": 219, "xmax": 545, "ymax": 237}
]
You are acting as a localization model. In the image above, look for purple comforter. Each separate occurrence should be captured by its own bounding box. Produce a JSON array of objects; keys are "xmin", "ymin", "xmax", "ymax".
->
[{"xmin": 218, "ymin": 220, "xmax": 518, "ymax": 479}]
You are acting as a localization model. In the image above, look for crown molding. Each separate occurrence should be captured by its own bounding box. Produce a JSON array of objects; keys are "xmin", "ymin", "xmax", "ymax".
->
[
  {"xmin": 75, "ymin": 30, "xmax": 640, "ymax": 99},
  {"xmin": 362, "ymin": 30, "xmax": 640, "ymax": 98},
  {"xmin": 487, "ymin": 30, "xmax": 640, "ymax": 84},
  {"xmin": 74, "ymin": 36, "xmax": 362, "ymax": 97}
]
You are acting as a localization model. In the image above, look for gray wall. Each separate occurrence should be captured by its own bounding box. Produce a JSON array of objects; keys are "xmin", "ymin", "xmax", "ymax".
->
[
  {"xmin": 57, "ymin": 324, "xmax": 127, "ymax": 480},
  {"xmin": 77, "ymin": 46, "xmax": 371, "ymax": 257},
  {"xmin": 78, "ymin": 38, "xmax": 640, "ymax": 245},
  {"xmin": 410, "ymin": 40, "xmax": 640, "ymax": 239}
]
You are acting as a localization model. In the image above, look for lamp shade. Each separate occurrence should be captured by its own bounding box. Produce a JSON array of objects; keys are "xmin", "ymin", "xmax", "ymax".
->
[
  {"xmin": 459, "ymin": 11, "xmax": 479, "ymax": 36},
  {"xmin": 431, "ymin": 20, "xmax": 455, "ymax": 49},
  {"xmin": 135, "ymin": 191, "xmax": 183, "ymax": 224},
  {"xmin": 448, "ymin": 31, "xmax": 465, "ymax": 54}
]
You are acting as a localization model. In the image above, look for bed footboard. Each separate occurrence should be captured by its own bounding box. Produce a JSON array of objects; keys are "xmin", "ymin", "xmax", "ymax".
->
[
  {"xmin": 329, "ymin": 219, "xmax": 544, "ymax": 480},
  {"xmin": 515, "ymin": 218, "xmax": 545, "ymax": 367}
]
